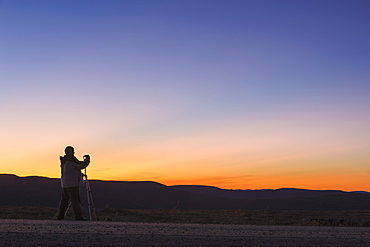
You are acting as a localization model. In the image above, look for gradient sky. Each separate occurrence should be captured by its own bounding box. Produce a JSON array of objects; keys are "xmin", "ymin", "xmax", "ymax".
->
[{"xmin": 1, "ymin": 0, "xmax": 369, "ymax": 190}]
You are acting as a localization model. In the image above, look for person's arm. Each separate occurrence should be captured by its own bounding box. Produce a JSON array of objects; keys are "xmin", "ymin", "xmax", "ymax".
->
[
  {"xmin": 80, "ymin": 158, "xmax": 90, "ymax": 169},
  {"xmin": 74, "ymin": 156, "xmax": 90, "ymax": 169},
  {"xmin": 67, "ymin": 156, "xmax": 90, "ymax": 169}
]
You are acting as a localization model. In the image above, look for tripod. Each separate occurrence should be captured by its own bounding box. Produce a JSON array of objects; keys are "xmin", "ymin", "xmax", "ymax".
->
[{"xmin": 82, "ymin": 168, "xmax": 97, "ymax": 221}]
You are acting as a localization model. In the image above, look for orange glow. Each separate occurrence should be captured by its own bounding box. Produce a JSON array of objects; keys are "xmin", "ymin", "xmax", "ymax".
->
[{"xmin": 2, "ymin": 119, "xmax": 370, "ymax": 192}]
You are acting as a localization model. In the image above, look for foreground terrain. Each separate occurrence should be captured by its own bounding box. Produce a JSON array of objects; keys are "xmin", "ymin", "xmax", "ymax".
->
[
  {"xmin": 1, "ymin": 219, "xmax": 370, "ymax": 246},
  {"xmin": 2, "ymin": 206, "xmax": 370, "ymax": 227}
]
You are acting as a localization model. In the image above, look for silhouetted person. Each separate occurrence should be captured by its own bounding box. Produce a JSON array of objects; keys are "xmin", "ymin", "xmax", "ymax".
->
[{"xmin": 57, "ymin": 146, "xmax": 90, "ymax": 220}]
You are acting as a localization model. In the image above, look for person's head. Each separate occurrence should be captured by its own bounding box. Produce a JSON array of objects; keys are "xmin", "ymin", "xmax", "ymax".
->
[{"xmin": 64, "ymin": 146, "xmax": 75, "ymax": 156}]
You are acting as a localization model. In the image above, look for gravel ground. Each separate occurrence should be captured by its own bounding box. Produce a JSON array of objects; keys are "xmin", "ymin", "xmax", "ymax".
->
[{"xmin": 1, "ymin": 219, "xmax": 370, "ymax": 246}]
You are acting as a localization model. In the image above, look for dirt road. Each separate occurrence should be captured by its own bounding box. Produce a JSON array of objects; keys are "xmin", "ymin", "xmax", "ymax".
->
[{"xmin": 1, "ymin": 219, "xmax": 369, "ymax": 246}]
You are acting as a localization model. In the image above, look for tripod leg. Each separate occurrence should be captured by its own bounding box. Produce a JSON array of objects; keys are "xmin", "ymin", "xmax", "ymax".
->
[
  {"xmin": 64, "ymin": 201, "xmax": 72, "ymax": 218},
  {"xmin": 88, "ymin": 183, "xmax": 97, "ymax": 221},
  {"xmin": 85, "ymin": 179, "xmax": 97, "ymax": 221},
  {"xmin": 85, "ymin": 180, "xmax": 92, "ymax": 221}
]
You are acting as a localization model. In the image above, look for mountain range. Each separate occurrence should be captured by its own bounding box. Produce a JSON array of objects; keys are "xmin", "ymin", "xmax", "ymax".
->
[{"xmin": 1, "ymin": 174, "xmax": 370, "ymax": 211}]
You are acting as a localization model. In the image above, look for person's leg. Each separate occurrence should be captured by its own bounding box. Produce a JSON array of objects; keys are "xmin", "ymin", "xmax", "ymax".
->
[
  {"xmin": 67, "ymin": 186, "xmax": 84, "ymax": 220},
  {"xmin": 57, "ymin": 188, "xmax": 70, "ymax": 220}
]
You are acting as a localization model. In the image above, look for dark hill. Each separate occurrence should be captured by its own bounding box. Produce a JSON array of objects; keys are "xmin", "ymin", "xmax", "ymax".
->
[
  {"xmin": 171, "ymin": 185, "xmax": 346, "ymax": 199},
  {"xmin": 85, "ymin": 179, "xmax": 237, "ymax": 209},
  {"xmin": 0, "ymin": 174, "xmax": 236, "ymax": 209},
  {"xmin": 1, "ymin": 174, "xmax": 370, "ymax": 210}
]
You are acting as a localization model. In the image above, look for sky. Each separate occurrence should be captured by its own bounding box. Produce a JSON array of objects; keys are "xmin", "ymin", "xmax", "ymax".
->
[{"xmin": 0, "ymin": 0, "xmax": 369, "ymax": 191}]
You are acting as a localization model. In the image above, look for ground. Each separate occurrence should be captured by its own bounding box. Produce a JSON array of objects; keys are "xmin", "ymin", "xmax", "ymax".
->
[{"xmin": 1, "ymin": 219, "xmax": 370, "ymax": 246}]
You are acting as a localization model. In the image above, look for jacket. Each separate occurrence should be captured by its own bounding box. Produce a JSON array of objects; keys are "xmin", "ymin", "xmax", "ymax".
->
[{"xmin": 60, "ymin": 155, "xmax": 90, "ymax": 188}]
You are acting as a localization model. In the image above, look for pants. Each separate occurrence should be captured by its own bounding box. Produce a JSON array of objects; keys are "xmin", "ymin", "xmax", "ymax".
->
[{"xmin": 57, "ymin": 186, "xmax": 83, "ymax": 220}]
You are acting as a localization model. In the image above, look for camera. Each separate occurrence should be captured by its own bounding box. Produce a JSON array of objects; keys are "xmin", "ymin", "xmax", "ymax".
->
[{"xmin": 83, "ymin": 155, "xmax": 90, "ymax": 160}]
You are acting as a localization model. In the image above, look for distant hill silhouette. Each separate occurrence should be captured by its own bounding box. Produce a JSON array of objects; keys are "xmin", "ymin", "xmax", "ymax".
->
[
  {"xmin": 1, "ymin": 174, "xmax": 370, "ymax": 210},
  {"xmin": 171, "ymin": 185, "xmax": 346, "ymax": 199}
]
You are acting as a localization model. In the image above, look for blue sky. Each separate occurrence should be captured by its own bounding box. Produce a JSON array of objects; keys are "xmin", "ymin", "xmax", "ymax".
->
[{"xmin": 0, "ymin": 0, "xmax": 369, "ymax": 189}]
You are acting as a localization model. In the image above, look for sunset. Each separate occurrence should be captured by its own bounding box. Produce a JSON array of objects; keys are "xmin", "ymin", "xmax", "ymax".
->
[{"xmin": 1, "ymin": 0, "xmax": 369, "ymax": 191}]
